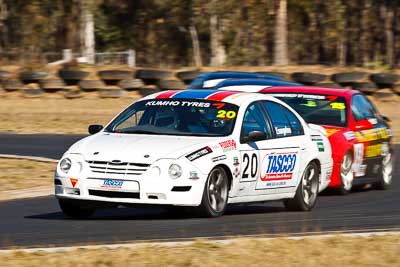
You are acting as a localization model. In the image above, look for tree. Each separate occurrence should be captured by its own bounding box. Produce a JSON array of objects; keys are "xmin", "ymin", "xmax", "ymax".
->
[
  {"xmin": 209, "ymin": 0, "xmax": 226, "ymax": 66},
  {"xmin": 273, "ymin": 0, "xmax": 288, "ymax": 65},
  {"xmin": 79, "ymin": 0, "xmax": 95, "ymax": 64}
]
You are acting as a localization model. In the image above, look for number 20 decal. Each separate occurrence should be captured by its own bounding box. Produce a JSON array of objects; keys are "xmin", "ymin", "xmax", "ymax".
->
[
  {"xmin": 242, "ymin": 153, "xmax": 258, "ymax": 179},
  {"xmin": 216, "ymin": 110, "xmax": 237, "ymax": 119}
]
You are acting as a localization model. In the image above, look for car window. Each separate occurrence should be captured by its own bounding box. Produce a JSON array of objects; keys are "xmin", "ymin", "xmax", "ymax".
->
[
  {"xmin": 352, "ymin": 94, "xmax": 377, "ymax": 121},
  {"xmin": 267, "ymin": 93, "xmax": 347, "ymax": 127},
  {"xmin": 262, "ymin": 101, "xmax": 303, "ymax": 137},
  {"xmin": 282, "ymin": 106, "xmax": 304, "ymax": 136},
  {"xmin": 241, "ymin": 102, "xmax": 272, "ymax": 141},
  {"xmin": 105, "ymin": 99, "xmax": 239, "ymax": 137}
]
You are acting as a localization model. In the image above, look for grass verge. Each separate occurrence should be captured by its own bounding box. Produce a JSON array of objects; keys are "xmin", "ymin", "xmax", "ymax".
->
[
  {"xmin": 0, "ymin": 158, "xmax": 55, "ymax": 192},
  {"xmin": 0, "ymin": 96, "xmax": 398, "ymax": 142},
  {"xmin": 0, "ymin": 97, "xmax": 133, "ymax": 134},
  {"xmin": 1, "ymin": 235, "xmax": 399, "ymax": 267}
]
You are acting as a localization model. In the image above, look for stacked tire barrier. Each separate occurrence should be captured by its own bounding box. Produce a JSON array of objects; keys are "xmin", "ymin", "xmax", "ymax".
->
[{"xmin": 0, "ymin": 68, "xmax": 399, "ymax": 100}]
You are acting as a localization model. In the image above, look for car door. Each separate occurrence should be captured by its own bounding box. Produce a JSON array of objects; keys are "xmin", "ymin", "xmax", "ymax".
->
[
  {"xmin": 254, "ymin": 101, "xmax": 307, "ymax": 191},
  {"xmin": 351, "ymin": 94, "xmax": 391, "ymax": 176},
  {"xmin": 234, "ymin": 101, "xmax": 272, "ymax": 197}
]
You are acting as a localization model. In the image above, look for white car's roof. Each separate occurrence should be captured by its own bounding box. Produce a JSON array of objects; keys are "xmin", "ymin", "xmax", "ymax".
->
[
  {"xmin": 142, "ymin": 89, "xmax": 278, "ymax": 106},
  {"xmin": 217, "ymin": 85, "xmax": 271, "ymax": 92}
]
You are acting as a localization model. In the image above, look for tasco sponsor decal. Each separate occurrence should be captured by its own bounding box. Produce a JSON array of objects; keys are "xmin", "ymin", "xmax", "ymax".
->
[
  {"xmin": 260, "ymin": 153, "xmax": 297, "ymax": 181},
  {"xmin": 219, "ymin": 140, "xmax": 237, "ymax": 152},
  {"xmin": 186, "ymin": 146, "xmax": 213, "ymax": 161}
]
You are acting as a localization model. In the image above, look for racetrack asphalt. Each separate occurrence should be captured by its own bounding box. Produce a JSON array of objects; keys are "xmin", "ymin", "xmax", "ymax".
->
[{"xmin": 0, "ymin": 134, "xmax": 399, "ymax": 249}]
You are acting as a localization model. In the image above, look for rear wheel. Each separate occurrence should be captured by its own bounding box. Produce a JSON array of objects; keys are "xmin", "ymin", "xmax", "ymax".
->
[
  {"xmin": 285, "ymin": 162, "xmax": 319, "ymax": 211},
  {"xmin": 59, "ymin": 199, "xmax": 96, "ymax": 219},
  {"xmin": 337, "ymin": 151, "xmax": 354, "ymax": 195},
  {"xmin": 196, "ymin": 167, "xmax": 229, "ymax": 217},
  {"xmin": 374, "ymin": 151, "xmax": 393, "ymax": 190}
]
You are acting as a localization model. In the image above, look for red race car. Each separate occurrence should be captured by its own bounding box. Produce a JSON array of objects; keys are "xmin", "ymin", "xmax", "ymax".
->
[{"xmin": 260, "ymin": 86, "xmax": 394, "ymax": 194}]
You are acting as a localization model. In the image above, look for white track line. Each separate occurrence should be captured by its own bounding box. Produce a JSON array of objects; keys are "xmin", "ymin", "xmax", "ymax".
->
[
  {"xmin": 0, "ymin": 154, "xmax": 58, "ymax": 163},
  {"xmin": 1, "ymin": 229, "xmax": 400, "ymax": 254}
]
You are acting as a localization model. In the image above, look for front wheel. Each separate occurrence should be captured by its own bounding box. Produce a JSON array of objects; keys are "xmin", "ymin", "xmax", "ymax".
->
[
  {"xmin": 59, "ymin": 199, "xmax": 96, "ymax": 218},
  {"xmin": 285, "ymin": 161, "xmax": 320, "ymax": 211},
  {"xmin": 337, "ymin": 151, "xmax": 354, "ymax": 195},
  {"xmin": 374, "ymin": 151, "xmax": 393, "ymax": 190},
  {"xmin": 196, "ymin": 167, "xmax": 229, "ymax": 217}
]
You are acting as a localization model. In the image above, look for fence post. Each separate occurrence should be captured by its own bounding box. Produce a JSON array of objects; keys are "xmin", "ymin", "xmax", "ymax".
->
[{"xmin": 127, "ymin": 49, "xmax": 136, "ymax": 67}]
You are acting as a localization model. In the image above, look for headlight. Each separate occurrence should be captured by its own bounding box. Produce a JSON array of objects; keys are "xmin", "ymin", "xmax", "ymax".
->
[
  {"xmin": 168, "ymin": 164, "xmax": 182, "ymax": 179},
  {"xmin": 60, "ymin": 158, "xmax": 72, "ymax": 173}
]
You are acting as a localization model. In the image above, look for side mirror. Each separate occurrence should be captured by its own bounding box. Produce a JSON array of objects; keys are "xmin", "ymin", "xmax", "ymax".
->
[
  {"xmin": 381, "ymin": 115, "xmax": 391, "ymax": 122},
  {"xmin": 353, "ymin": 120, "xmax": 373, "ymax": 131},
  {"xmin": 88, "ymin": 124, "xmax": 103, "ymax": 135},
  {"xmin": 245, "ymin": 131, "xmax": 267, "ymax": 143}
]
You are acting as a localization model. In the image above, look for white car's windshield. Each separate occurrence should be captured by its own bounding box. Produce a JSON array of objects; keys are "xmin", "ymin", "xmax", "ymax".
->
[{"xmin": 105, "ymin": 98, "xmax": 239, "ymax": 136}]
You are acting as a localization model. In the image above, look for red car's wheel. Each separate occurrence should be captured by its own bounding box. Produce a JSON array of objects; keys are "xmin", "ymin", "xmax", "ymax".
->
[
  {"xmin": 337, "ymin": 151, "xmax": 353, "ymax": 195},
  {"xmin": 375, "ymin": 151, "xmax": 393, "ymax": 190}
]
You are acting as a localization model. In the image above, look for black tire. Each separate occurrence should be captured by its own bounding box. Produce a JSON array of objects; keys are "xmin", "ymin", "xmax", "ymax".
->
[
  {"xmin": 19, "ymin": 71, "xmax": 48, "ymax": 84},
  {"xmin": 21, "ymin": 87, "xmax": 45, "ymax": 98},
  {"xmin": 337, "ymin": 151, "xmax": 354, "ymax": 195},
  {"xmin": 393, "ymin": 83, "xmax": 400, "ymax": 95},
  {"xmin": 39, "ymin": 78, "xmax": 65, "ymax": 92},
  {"xmin": 58, "ymin": 69, "xmax": 89, "ymax": 85},
  {"xmin": 352, "ymin": 82, "xmax": 378, "ymax": 94},
  {"xmin": 63, "ymin": 89, "xmax": 82, "ymax": 99},
  {"xmin": 291, "ymin": 72, "xmax": 326, "ymax": 85},
  {"xmin": 139, "ymin": 86, "xmax": 162, "ymax": 96},
  {"xmin": 331, "ymin": 72, "xmax": 367, "ymax": 84},
  {"xmin": 79, "ymin": 80, "xmax": 106, "ymax": 92},
  {"xmin": 2, "ymin": 79, "xmax": 24, "ymax": 91},
  {"xmin": 285, "ymin": 161, "xmax": 319, "ymax": 211},
  {"xmin": 374, "ymin": 150, "xmax": 394, "ymax": 190},
  {"xmin": 98, "ymin": 70, "xmax": 134, "ymax": 85},
  {"xmin": 156, "ymin": 79, "xmax": 186, "ymax": 90},
  {"xmin": 117, "ymin": 78, "xmax": 144, "ymax": 90},
  {"xmin": 196, "ymin": 167, "xmax": 229, "ymax": 217},
  {"xmin": 176, "ymin": 70, "xmax": 205, "ymax": 84},
  {"xmin": 98, "ymin": 86, "xmax": 126, "ymax": 98},
  {"xmin": 135, "ymin": 69, "xmax": 173, "ymax": 84},
  {"xmin": 58, "ymin": 199, "xmax": 96, "ymax": 218},
  {"xmin": 314, "ymin": 82, "xmax": 342, "ymax": 89},
  {"xmin": 374, "ymin": 89, "xmax": 398, "ymax": 102},
  {"xmin": 0, "ymin": 70, "xmax": 12, "ymax": 80},
  {"xmin": 370, "ymin": 73, "xmax": 399, "ymax": 87}
]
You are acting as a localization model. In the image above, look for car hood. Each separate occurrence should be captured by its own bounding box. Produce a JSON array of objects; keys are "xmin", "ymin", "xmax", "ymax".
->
[{"xmin": 66, "ymin": 133, "xmax": 216, "ymax": 164}]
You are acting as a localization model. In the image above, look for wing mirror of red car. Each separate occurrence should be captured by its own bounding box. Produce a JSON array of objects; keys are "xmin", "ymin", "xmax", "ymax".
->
[
  {"xmin": 353, "ymin": 120, "xmax": 373, "ymax": 131},
  {"xmin": 381, "ymin": 115, "xmax": 391, "ymax": 122}
]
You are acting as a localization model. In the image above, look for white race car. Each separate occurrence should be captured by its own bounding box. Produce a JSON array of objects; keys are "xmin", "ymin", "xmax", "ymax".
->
[{"xmin": 55, "ymin": 89, "xmax": 332, "ymax": 218}]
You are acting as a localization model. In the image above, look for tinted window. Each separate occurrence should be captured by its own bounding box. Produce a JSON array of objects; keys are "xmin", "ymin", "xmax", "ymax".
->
[
  {"xmin": 352, "ymin": 94, "xmax": 377, "ymax": 121},
  {"xmin": 267, "ymin": 93, "xmax": 347, "ymax": 127},
  {"xmin": 241, "ymin": 103, "xmax": 272, "ymax": 141},
  {"xmin": 282, "ymin": 107, "xmax": 304, "ymax": 136},
  {"xmin": 263, "ymin": 101, "xmax": 303, "ymax": 137}
]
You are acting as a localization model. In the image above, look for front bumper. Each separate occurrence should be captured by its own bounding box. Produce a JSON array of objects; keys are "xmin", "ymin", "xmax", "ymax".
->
[{"xmin": 55, "ymin": 160, "xmax": 207, "ymax": 207}]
